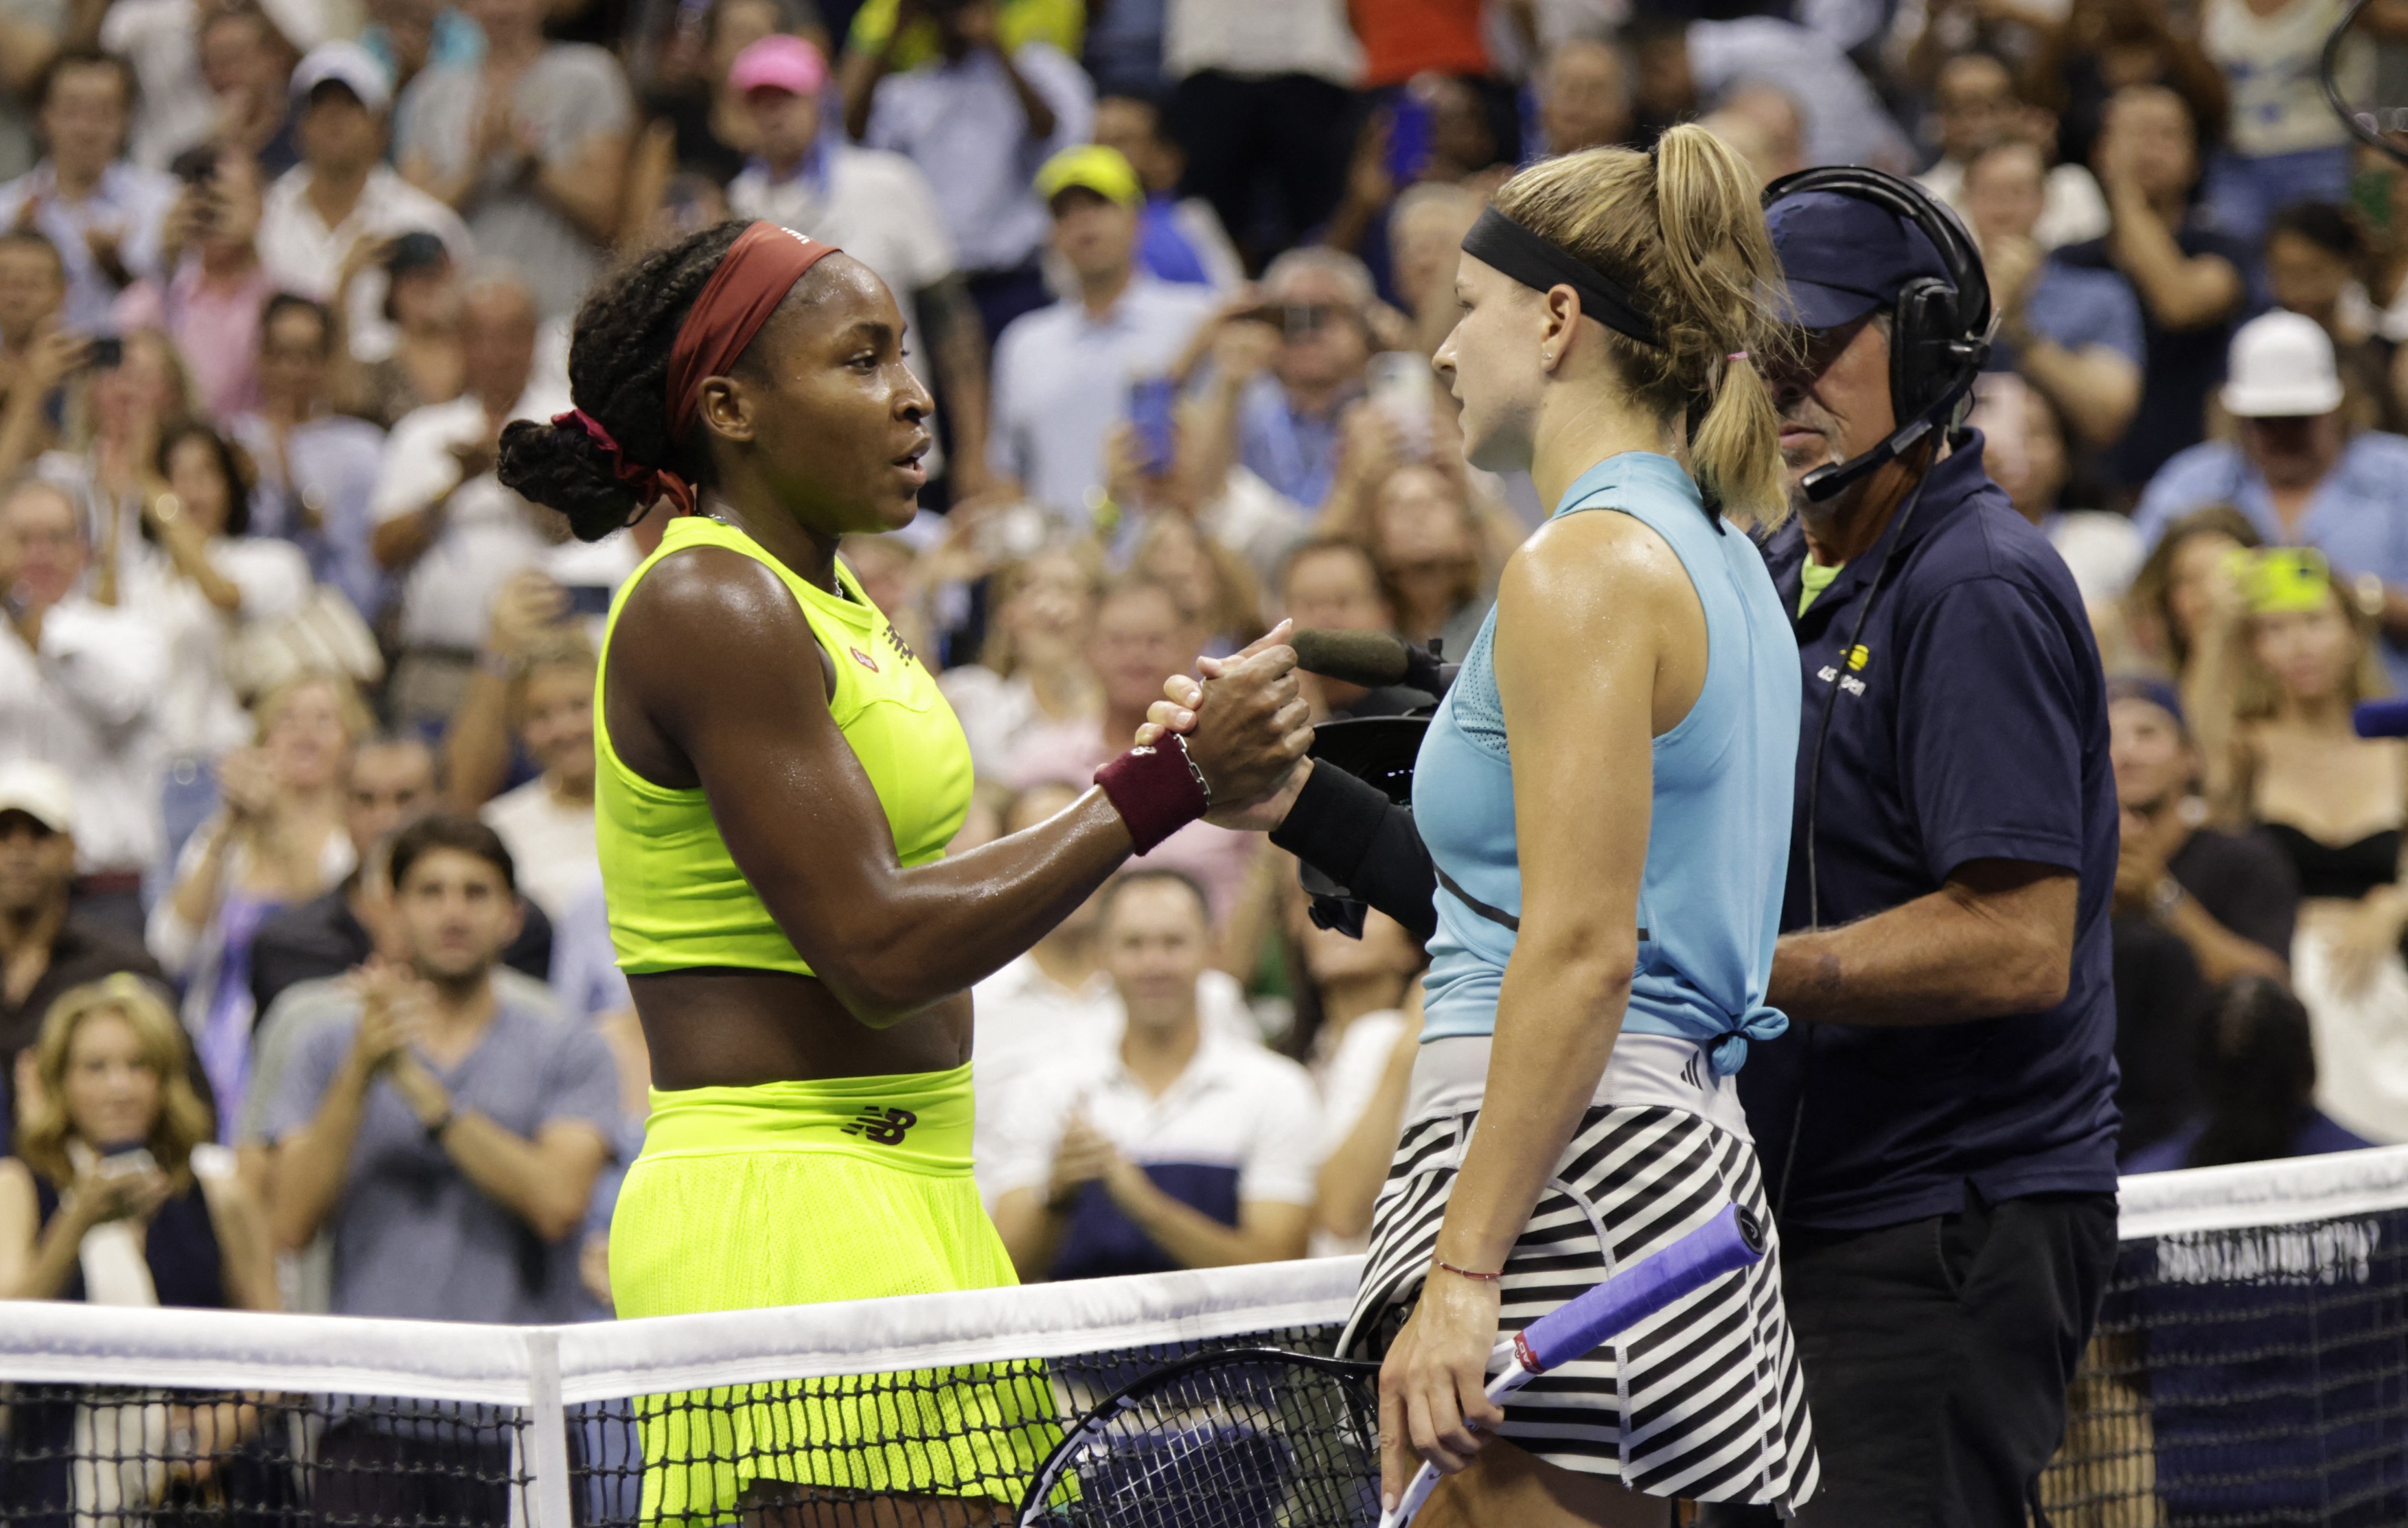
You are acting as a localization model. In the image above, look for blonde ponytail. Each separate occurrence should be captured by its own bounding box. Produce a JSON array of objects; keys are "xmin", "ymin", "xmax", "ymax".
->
[{"xmin": 1491, "ymin": 126, "xmax": 1794, "ymax": 528}]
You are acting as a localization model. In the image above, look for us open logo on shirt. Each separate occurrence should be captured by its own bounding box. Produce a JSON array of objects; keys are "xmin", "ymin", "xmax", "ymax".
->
[
  {"xmin": 841, "ymin": 1106, "xmax": 917, "ymax": 1146},
  {"xmin": 1816, "ymin": 645, "xmax": 1872, "ymax": 696}
]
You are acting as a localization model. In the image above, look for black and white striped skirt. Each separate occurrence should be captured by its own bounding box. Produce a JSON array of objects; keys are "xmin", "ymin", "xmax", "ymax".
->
[{"xmin": 1336, "ymin": 1049, "xmax": 1819, "ymax": 1509}]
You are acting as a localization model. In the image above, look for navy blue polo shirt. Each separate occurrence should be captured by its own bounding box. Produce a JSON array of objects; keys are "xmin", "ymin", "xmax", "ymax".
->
[{"xmin": 1741, "ymin": 430, "xmax": 2121, "ymax": 1231}]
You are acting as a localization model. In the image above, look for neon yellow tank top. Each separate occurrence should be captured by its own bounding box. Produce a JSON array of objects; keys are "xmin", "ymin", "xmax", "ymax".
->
[{"xmin": 593, "ymin": 516, "xmax": 974, "ymax": 976}]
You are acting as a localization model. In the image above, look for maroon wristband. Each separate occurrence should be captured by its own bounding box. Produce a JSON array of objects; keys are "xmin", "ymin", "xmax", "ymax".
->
[{"xmin": 1094, "ymin": 735, "xmax": 1210, "ymax": 854}]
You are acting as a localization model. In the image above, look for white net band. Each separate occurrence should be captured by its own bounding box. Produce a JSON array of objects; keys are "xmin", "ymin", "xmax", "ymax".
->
[
  {"xmin": 0, "ymin": 1256, "xmax": 1363, "ymax": 1406},
  {"xmin": 3, "ymin": 1150, "xmax": 2405, "ymax": 1528}
]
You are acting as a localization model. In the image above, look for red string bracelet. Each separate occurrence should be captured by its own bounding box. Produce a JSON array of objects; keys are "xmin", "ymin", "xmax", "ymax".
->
[{"xmin": 1434, "ymin": 1258, "xmax": 1502, "ymax": 1282}]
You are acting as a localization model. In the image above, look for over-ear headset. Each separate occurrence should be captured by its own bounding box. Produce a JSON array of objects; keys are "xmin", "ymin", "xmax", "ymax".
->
[{"xmin": 1758, "ymin": 167, "xmax": 1995, "ymax": 504}]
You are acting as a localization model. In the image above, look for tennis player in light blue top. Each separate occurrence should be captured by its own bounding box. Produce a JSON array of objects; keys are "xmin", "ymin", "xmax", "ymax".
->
[
  {"xmin": 1368, "ymin": 128, "xmax": 1818, "ymax": 1527},
  {"xmin": 1413, "ymin": 444, "xmax": 1801, "ymax": 1072},
  {"xmin": 1146, "ymin": 126, "xmax": 1821, "ymax": 1526}
]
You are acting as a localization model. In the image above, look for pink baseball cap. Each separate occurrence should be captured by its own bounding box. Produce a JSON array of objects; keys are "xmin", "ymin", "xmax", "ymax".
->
[{"xmin": 729, "ymin": 35, "xmax": 828, "ymax": 97}]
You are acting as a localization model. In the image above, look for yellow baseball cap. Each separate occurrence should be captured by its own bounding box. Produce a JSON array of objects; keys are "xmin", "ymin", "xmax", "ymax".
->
[{"xmin": 1035, "ymin": 144, "xmax": 1142, "ymax": 211}]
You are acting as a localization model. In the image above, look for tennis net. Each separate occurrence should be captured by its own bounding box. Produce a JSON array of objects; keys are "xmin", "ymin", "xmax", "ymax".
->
[
  {"xmin": 2042, "ymin": 1145, "xmax": 2408, "ymax": 1527},
  {"xmin": 3, "ymin": 1148, "xmax": 2404, "ymax": 1528}
]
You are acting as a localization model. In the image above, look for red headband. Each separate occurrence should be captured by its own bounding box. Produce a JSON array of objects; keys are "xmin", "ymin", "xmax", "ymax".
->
[{"xmin": 666, "ymin": 222, "xmax": 842, "ymax": 447}]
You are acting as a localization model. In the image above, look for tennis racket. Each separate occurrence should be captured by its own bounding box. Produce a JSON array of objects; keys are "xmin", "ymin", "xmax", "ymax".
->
[{"xmin": 1015, "ymin": 1202, "xmax": 1767, "ymax": 1528}]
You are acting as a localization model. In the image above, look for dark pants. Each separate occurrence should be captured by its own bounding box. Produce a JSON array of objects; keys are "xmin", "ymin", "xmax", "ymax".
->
[
  {"xmin": 1166, "ymin": 71, "xmax": 1355, "ymax": 268},
  {"xmin": 1698, "ymin": 1192, "xmax": 2118, "ymax": 1528},
  {"xmin": 314, "ymin": 1420, "xmax": 514, "ymax": 1528}
]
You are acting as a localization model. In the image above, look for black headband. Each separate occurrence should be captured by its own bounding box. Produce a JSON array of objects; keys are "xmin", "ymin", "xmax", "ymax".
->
[{"xmin": 1460, "ymin": 207, "xmax": 1662, "ymax": 349}]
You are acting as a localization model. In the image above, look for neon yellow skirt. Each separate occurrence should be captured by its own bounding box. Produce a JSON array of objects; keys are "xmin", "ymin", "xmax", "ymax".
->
[{"xmin": 609, "ymin": 1064, "xmax": 1059, "ymax": 1522}]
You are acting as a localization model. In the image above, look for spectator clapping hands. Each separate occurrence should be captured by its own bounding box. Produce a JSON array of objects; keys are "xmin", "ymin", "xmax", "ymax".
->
[{"xmin": 1041, "ymin": 1109, "xmax": 1117, "ymax": 1212}]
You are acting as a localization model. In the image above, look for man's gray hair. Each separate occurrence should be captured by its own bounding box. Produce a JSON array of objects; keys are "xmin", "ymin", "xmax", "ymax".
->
[{"xmin": 1261, "ymin": 245, "xmax": 1377, "ymax": 309}]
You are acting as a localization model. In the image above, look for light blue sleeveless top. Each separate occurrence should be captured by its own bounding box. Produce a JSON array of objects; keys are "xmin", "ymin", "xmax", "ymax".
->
[{"xmin": 1411, "ymin": 452, "xmax": 1802, "ymax": 1074}]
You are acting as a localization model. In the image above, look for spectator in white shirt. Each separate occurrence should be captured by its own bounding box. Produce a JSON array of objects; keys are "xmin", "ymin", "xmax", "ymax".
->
[
  {"xmin": 0, "ymin": 49, "xmax": 176, "ymax": 334},
  {"xmin": 991, "ymin": 870, "xmax": 1319, "ymax": 1281},
  {"xmin": 990, "ymin": 146, "xmax": 1216, "ymax": 528},
  {"xmin": 393, "ymin": 0, "xmax": 631, "ymax": 320},
  {"xmin": 971, "ymin": 784, "xmax": 1265, "ymax": 1204},
  {"xmin": 231, "ymin": 294, "xmax": 389, "ymax": 618},
  {"xmin": 368, "ymin": 266, "xmax": 562, "ymax": 733},
  {"xmin": 0, "ymin": 476, "xmax": 165, "ymax": 926},
  {"xmin": 122, "ymin": 421, "xmax": 312, "ymax": 763},
  {"xmin": 855, "ymin": 0, "xmax": 1092, "ymax": 343},
  {"xmin": 724, "ymin": 34, "xmax": 994, "ymax": 497},
  {"xmin": 469, "ymin": 629, "xmax": 596, "ymax": 926},
  {"xmin": 258, "ymin": 43, "xmax": 474, "ymax": 367}
]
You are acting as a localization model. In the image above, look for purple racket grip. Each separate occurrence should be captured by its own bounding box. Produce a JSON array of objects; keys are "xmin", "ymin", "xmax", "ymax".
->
[{"xmin": 1509, "ymin": 1205, "xmax": 1767, "ymax": 1376}]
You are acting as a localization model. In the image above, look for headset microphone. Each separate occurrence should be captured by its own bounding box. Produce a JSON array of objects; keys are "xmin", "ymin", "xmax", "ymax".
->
[
  {"xmin": 1798, "ymin": 419, "xmax": 1934, "ymax": 504},
  {"xmin": 1762, "ymin": 167, "xmax": 1993, "ymax": 508}
]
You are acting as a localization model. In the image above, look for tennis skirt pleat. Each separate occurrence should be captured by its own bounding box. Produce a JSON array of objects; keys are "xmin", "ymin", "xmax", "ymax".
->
[{"xmin": 1338, "ymin": 1101, "xmax": 1820, "ymax": 1509}]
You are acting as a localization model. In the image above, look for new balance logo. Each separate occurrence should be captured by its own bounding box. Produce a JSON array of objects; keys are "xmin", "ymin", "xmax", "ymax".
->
[
  {"xmin": 841, "ymin": 1106, "xmax": 918, "ymax": 1146},
  {"xmin": 885, "ymin": 625, "xmax": 918, "ymax": 666}
]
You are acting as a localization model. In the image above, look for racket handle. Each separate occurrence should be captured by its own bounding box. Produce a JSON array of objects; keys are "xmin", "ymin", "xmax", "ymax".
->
[
  {"xmin": 1376, "ymin": 1205, "xmax": 1767, "ymax": 1527},
  {"xmin": 1513, "ymin": 1203, "xmax": 1765, "ymax": 1374}
]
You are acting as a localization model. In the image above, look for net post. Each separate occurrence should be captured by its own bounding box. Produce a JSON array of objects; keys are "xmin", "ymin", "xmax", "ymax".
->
[{"xmin": 521, "ymin": 1327, "xmax": 575, "ymax": 1528}]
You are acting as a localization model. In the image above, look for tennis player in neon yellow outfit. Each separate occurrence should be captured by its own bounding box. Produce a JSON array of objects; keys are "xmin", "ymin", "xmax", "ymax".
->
[{"xmin": 492, "ymin": 219, "xmax": 1313, "ymax": 1523}]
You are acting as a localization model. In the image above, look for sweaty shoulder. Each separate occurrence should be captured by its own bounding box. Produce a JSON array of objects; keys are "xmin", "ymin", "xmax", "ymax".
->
[
  {"xmin": 613, "ymin": 544, "xmax": 815, "ymax": 684},
  {"xmin": 1504, "ymin": 503, "xmax": 1690, "ymax": 619}
]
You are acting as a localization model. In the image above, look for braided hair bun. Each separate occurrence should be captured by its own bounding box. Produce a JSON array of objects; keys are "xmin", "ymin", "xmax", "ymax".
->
[{"xmin": 498, "ymin": 222, "xmax": 750, "ymax": 543}]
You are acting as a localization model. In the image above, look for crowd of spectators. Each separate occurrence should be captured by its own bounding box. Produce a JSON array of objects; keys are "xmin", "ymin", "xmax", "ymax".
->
[{"xmin": 0, "ymin": 0, "xmax": 2405, "ymax": 1350}]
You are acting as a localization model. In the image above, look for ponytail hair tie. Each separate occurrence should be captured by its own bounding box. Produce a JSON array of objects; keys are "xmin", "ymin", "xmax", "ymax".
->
[
  {"xmin": 1727, "ymin": 351, "xmax": 1750, "ymax": 362},
  {"xmin": 553, "ymin": 408, "xmax": 698, "ymax": 521}
]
